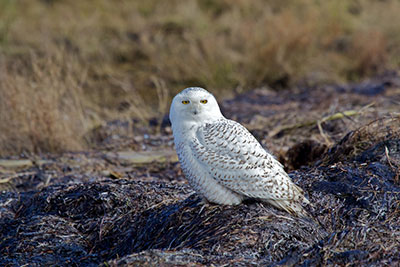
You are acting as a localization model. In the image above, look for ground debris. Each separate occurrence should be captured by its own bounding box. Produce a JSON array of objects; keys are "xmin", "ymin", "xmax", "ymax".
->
[
  {"xmin": 2, "ymin": 131, "xmax": 400, "ymax": 266},
  {"xmin": 1, "ymin": 78, "xmax": 400, "ymax": 266}
]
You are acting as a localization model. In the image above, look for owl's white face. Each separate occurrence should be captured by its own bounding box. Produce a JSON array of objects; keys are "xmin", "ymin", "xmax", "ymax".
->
[{"xmin": 169, "ymin": 87, "xmax": 223, "ymax": 130}]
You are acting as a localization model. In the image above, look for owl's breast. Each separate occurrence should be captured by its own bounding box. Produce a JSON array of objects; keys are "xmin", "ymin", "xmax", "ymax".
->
[{"xmin": 175, "ymin": 140, "xmax": 211, "ymax": 186}]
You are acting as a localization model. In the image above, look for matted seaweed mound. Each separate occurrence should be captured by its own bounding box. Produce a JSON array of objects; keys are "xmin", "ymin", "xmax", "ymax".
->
[{"xmin": 0, "ymin": 180, "xmax": 325, "ymax": 266}]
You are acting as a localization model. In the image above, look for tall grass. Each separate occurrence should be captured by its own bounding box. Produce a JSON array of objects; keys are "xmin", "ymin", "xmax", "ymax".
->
[
  {"xmin": 0, "ymin": 0, "xmax": 400, "ymax": 156},
  {"xmin": 0, "ymin": 49, "xmax": 89, "ymax": 156}
]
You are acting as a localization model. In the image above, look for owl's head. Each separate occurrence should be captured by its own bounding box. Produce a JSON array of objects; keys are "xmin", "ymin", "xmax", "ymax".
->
[{"xmin": 169, "ymin": 87, "xmax": 223, "ymax": 128}]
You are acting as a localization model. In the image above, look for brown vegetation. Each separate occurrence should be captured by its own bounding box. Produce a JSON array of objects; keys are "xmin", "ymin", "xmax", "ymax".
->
[
  {"xmin": 1, "ymin": 0, "xmax": 400, "ymax": 156},
  {"xmin": 0, "ymin": 50, "xmax": 88, "ymax": 155}
]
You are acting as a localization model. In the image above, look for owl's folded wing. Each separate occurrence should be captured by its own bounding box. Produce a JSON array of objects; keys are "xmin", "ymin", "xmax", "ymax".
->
[{"xmin": 192, "ymin": 120, "xmax": 299, "ymax": 201}]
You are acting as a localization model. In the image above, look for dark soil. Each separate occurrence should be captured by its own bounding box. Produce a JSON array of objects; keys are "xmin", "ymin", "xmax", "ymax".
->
[{"xmin": 1, "ymin": 72, "xmax": 400, "ymax": 266}]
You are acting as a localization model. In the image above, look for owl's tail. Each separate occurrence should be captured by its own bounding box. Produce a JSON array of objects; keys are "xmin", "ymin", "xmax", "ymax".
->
[
  {"xmin": 264, "ymin": 185, "xmax": 310, "ymax": 217},
  {"xmin": 266, "ymin": 198, "xmax": 309, "ymax": 217}
]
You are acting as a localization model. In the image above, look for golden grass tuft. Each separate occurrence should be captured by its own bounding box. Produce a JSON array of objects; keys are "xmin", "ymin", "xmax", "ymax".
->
[{"xmin": 0, "ymin": 49, "xmax": 89, "ymax": 156}]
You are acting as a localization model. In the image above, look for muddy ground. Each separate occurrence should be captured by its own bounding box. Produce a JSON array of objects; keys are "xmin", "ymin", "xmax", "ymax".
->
[{"xmin": 1, "ymin": 72, "xmax": 400, "ymax": 266}]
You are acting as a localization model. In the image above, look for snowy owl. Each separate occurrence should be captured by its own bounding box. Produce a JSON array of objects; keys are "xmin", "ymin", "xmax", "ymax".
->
[{"xmin": 169, "ymin": 87, "xmax": 309, "ymax": 216}]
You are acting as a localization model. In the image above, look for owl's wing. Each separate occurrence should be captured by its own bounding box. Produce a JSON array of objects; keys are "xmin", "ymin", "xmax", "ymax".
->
[{"xmin": 192, "ymin": 119, "xmax": 302, "ymax": 201}]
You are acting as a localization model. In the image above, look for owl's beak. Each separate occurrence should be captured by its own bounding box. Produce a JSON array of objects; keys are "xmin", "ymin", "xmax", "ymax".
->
[{"xmin": 191, "ymin": 103, "xmax": 200, "ymax": 115}]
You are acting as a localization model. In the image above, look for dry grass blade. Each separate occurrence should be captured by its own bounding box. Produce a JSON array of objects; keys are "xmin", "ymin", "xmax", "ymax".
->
[
  {"xmin": 268, "ymin": 104, "xmax": 372, "ymax": 139},
  {"xmin": 0, "ymin": 171, "xmax": 36, "ymax": 191}
]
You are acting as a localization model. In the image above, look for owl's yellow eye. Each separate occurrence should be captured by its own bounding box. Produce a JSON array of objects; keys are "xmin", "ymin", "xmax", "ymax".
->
[
  {"xmin": 200, "ymin": 99, "xmax": 208, "ymax": 104},
  {"xmin": 182, "ymin": 100, "xmax": 190, "ymax": 104}
]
